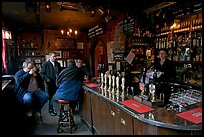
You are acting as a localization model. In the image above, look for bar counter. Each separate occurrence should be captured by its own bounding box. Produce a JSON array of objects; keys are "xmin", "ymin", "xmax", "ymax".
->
[{"xmin": 81, "ymin": 83, "xmax": 202, "ymax": 135}]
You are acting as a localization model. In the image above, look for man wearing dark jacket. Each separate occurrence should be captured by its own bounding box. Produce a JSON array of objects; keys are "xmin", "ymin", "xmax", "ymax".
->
[
  {"xmin": 51, "ymin": 59, "xmax": 84, "ymax": 115},
  {"xmin": 39, "ymin": 51, "xmax": 62, "ymax": 116},
  {"xmin": 14, "ymin": 62, "xmax": 49, "ymax": 117}
]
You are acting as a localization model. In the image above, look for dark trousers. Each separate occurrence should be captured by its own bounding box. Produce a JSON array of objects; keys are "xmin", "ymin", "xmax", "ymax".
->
[
  {"xmin": 156, "ymin": 84, "xmax": 171, "ymax": 105},
  {"xmin": 44, "ymin": 81, "xmax": 57, "ymax": 112}
]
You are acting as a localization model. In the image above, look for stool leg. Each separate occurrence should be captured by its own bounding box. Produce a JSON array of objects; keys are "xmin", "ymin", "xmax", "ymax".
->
[
  {"xmin": 67, "ymin": 104, "xmax": 72, "ymax": 133},
  {"xmin": 57, "ymin": 103, "xmax": 62, "ymax": 133},
  {"xmin": 40, "ymin": 111, "xmax": 43, "ymax": 123}
]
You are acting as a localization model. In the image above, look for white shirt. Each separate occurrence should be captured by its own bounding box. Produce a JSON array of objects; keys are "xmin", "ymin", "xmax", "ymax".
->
[{"xmin": 50, "ymin": 60, "xmax": 55, "ymax": 68}]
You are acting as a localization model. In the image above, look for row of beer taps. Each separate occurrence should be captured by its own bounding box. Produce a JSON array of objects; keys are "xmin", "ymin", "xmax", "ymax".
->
[{"xmin": 100, "ymin": 72, "xmax": 125, "ymax": 102}]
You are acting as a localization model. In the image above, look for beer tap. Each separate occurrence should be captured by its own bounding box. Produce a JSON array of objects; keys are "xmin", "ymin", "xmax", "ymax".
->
[
  {"xmin": 108, "ymin": 74, "xmax": 112, "ymax": 99},
  {"xmin": 121, "ymin": 77, "xmax": 125, "ymax": 101},
  {"xmin": 111, "ymin": 75, "xmax": 115, "ymax": 101},
  {"xmin": 104, "ymin": 73, "xmax": 107, "ymax": 97},
  {"xmin": 116, "ymin": 75, "xmax": 120, "ymax": 102},
  {"xmin": 100, "ymin": 73, "xmax": 104, "ymax": 96}
]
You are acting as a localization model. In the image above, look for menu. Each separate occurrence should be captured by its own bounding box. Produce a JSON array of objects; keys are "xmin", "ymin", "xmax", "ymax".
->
[
  {"xmin": 120, "ymin": 100, "xmax": 155, "ymax": 113},
  {"xmin": 123, "ymin": 17, "xmax": 135, "ymax": 35},
  {"xmin": 113, "ymin": 21, "xmax": 126, "ymax": 53},
  {"xmin": 176, "ymin": 107, "xmax": 202, "ymax": 124}
]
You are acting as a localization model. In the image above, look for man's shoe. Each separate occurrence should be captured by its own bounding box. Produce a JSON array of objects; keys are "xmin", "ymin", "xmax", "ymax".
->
[
  {"xmin": 49, "ymin": 111, "xmax": 57, "ymax": 116},
  {"xmin": 26, "ymin": 111, "xmax": 33, "ymax": 117},
  {"xmin": 35, "ymin": 111, "xmax": 41, "ymax": 117}
]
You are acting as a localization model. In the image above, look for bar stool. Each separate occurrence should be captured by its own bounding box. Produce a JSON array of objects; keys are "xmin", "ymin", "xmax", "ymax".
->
[{"xmin": 57, "ymin": 99, "xmax": 76, "ymax": 133}]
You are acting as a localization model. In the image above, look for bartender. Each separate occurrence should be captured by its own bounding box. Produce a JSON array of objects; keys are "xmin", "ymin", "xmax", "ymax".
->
[{"xmin": 154, "ymin": 48, "xmax": 176, "ymax": 105}]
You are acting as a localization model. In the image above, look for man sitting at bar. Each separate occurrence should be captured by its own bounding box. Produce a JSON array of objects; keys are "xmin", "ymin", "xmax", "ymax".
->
[
  {"xmin": 51, "ymin": 59, "xmax": 84, "ymax": 118},
  {"xmin": 14, "ymin": 62, "xmax": 49, "ymax": 117}
]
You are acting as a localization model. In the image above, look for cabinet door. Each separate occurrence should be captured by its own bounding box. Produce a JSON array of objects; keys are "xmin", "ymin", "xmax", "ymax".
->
[
  {"xmin": 98, "ymin": 97, "xmax": 109, "ymax": 135},
  {"xmin": 106, "ymin": 102, "xmax": 118, "ymax": 134},
  {"xmin": 133, "ymin": 118, "xmax": 157, "ymax": 135},
  {"xmin": 107, "ymin": 103, "xmax": 133, "ymax": 135},
  {"xmin": 91, "ymin": 94, "xmax": 109, "ymax": 134},
  {"xmin": 118, "ymin": 108, "xmax": 134, "ymax": 135}
]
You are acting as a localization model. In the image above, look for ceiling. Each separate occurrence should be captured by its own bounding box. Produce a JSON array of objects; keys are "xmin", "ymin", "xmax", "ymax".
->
[{"xmin": 2, "ymin": 1, "xmax": 174, "ymax": 31}]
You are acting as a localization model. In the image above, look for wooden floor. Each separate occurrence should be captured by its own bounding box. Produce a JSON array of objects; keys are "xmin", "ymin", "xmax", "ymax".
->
[{"xmin": 1, "ymin": 99, "xmax": 91, "ymax": 135}]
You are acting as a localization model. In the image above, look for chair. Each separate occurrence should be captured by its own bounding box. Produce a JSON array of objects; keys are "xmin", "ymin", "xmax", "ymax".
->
[{"xmin": 57, "ymin": 99, "xmax": 76, "ymax": 133}]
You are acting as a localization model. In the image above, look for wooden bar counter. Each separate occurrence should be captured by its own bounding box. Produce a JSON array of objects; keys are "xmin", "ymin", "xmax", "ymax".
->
[{"xmin": 81, "ymin": 83, "xmax": 202, "ymax": 135}]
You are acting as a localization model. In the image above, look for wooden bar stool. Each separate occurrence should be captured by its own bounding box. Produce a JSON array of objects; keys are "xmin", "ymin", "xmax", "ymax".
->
[{"xmin": 57, "ymin": 99, "xmax": 76, "ymax": 133}]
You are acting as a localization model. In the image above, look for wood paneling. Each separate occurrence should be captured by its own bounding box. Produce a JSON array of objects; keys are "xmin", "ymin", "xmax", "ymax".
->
[{"xmin": 81, "ymin": 91, "xmax": 92, "ymax": 128}]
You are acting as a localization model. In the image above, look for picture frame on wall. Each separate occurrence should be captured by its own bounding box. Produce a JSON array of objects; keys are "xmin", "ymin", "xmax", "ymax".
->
[
  {"xmin": 54, "ymin": 51, "xmax": 62, "ymax": 58},
  {"xmin": 77, "ymin": 42, "xmax": 84, "ymax": 49},
  {"xmin": 57, "ymin": 60, "xmax": 63, "ymax": 67},
  {"xmin": 63, "ymin": 51, "xmax": 69, "ymax": 58},
  {"xmin": 57, "ymin": 38, "xmax": 75, "ymax": 49}
]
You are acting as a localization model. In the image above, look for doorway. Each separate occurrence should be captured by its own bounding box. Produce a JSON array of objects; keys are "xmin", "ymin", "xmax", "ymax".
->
[{"xmin": 90, "ymin": 38, "xmax": 107, "ymax": 77}]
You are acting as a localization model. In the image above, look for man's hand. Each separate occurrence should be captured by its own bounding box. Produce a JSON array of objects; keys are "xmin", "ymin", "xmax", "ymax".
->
[
  {"xmin": 139, "ymin": 82, "xmax": 145, "ymax": 91},
  {"xmin": 29, "ymin": 69, "xmax": 35, "ymax": 75}
]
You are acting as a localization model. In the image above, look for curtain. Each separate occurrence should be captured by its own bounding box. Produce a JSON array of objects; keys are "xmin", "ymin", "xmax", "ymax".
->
[{"xmin": 2, "ymin": 20, "xmax": 8, "ymax": 74}]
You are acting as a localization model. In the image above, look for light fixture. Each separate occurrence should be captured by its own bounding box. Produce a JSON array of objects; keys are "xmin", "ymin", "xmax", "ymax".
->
[
  {"xmin": 60, "ymin": 28, "xmax": 78, "ymax": 39},
  {"xmin": 90, "ymin": 8, "xmax": 95, "ymax": 17},
  {"xmin": 45, "ymin": 2, "xmax": 51, "ymax": 13},
  {"xmin": 2, "ymin": 30, "xmax": 12, "ymax": 40}
]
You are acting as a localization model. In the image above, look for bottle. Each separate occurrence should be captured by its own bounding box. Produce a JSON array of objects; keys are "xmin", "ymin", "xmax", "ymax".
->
[
  {"xmin": 153, "ymin": 69, "xmax": 157, "ymax": 80},
  {"xmin": 142, "ymin": 67, "xmax": 146, "ymax": 84}
]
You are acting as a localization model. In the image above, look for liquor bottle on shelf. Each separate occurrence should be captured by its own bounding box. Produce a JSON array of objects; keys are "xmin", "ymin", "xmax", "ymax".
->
[
  {"xmin": 191, "ymin": 32, "xmax": 197, "ymax": 61},
  {"xmin": 196, "ymin": 32, "xmax": 202, "ymax": 62},
  {"xmin": 156, "ymin": 38, "xmax": 159, "ymax": 49}
]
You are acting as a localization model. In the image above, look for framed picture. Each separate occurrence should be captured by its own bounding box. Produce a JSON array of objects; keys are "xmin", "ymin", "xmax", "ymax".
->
[
  {"xmin": 54, "ymin": 51, "xmax": 62, "ymax": 58},
  {"xmin": 77, "ymin": 42, "xmax": 84, "ymax": 49},
  {"xmin": 57, "ymin": 60, "xmax": 63, "ymax": 67},
  {"xmin": 63, "ymin": 60, "xmax": 67, "ymax": 67},
  {"xmin": 57, "ymin": 38, "xmax": 75, "ymax": 49},
  {"xmin": 108, "ymin": 63, "xmax": 114, "ymax": 71},
  {"xmin": 63, "ymin": 51, "xmax": 69, "ymax": 58}
]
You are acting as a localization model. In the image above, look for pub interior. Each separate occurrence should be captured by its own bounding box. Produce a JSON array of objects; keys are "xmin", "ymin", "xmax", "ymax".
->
[{"xmin": 1, "ymin": 1, "xmax": 202, "ymax": 135}]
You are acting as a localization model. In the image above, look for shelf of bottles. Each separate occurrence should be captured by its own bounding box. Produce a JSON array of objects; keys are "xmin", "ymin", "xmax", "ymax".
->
[
  {"xmin": 126, "ymin": 26, "xmax": 153, "ymax": 69},
  {"xmin": 154, "ymin": 12, "xmax": 202, "ymax": 86}
]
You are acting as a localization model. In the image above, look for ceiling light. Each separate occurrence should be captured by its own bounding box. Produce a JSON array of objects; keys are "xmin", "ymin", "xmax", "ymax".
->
[
  {"xmin": 45, "ymin": 2, "xmax": 51, "ymax": 13},
  {"xmin": 90, "ymin": 8, "xmax": 95, "ymax": 17},
  {"xmin": 60, "ymin": 28, "xmax": 78, "ymax": 39}
]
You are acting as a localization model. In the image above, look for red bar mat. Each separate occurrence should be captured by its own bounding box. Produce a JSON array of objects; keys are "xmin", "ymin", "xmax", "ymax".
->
[
  {"xmin": 120, "ymin": 100, "xmax": 155, "ymax": 114},
  {"xmin": 85, "ymin": 83, "xmax": 101, "ymax": 88},
  {"xmin": 176, "ymin": 107, "xmax": 202, "ymax": 124}
]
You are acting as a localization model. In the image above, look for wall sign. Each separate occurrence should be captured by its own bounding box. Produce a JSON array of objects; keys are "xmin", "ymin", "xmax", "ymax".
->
[
  {"xmin": 123, "ymin": 17, "xmax": 135, "ymax": 35},
  {"xmin": 113, "ymin": 21, "xmax": 126, "ymax": 53},
  {"xmin": 113, "ymin": 51, "xmax": 124, "ymax": 61},
  {"xmin": 88, "ymin": 24, "xmax": 105, "ymax": 38}
]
